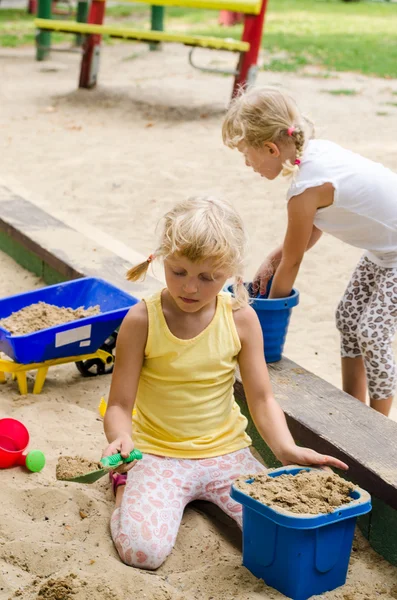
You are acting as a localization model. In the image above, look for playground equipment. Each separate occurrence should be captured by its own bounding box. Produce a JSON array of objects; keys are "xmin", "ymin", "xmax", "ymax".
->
[
  {"xmin": 231, "ymin": 466, "xmax": 372, "ymax": 600},
  {"xmin": 0, "ymin": 418, "xmax": 45, "ymax": 472},
  {"xmin": 28, "ymin": 0, "xmax": 76, "ymax": 16},
  {"xmin": 0, "ymin": 277, "xmax": 137, "ymax": 394},
  {"xmin": 34, "ymin": 0, "xmax": 269, "ymax": 99},
  {"xmin": 34, "ymin": 0, "xmax": 89, "ymax": 56}
]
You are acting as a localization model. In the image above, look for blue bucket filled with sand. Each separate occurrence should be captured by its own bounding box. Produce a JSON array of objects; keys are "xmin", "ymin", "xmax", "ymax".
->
[
  {"xmin": 226, "ymin": 281, "xmax": 299, "ymax": 363},
  {"xmin": 231, "ymin": 466, "xmax": 372, "ymax": 600}
]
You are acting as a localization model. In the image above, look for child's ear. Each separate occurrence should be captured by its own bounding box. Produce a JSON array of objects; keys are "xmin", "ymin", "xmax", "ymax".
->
[{"xmin": 264, "ymin": 142, "xmax": 281, "ymax": 157}]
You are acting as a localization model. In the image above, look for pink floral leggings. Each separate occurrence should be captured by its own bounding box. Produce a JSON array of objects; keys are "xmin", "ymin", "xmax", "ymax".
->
[{"xmin": 110, "ymin": 448, "xmax": 264, "ymax": 570}]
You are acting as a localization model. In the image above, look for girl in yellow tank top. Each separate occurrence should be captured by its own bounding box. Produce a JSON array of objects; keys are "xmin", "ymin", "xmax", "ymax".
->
[{"xmin": 103, "ymin": 196, "xmax": 347, "ymax": 571}]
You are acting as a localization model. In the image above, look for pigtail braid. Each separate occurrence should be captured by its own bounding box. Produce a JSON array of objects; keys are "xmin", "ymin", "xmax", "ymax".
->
[
  {"xmin": 232, "ymin": 276, "xmax": 250, "ymax": 310},
  {"xmin": 126, "ymin": 254, "xmax": 155, "ymax": 282},
  {"xmin": 281, "ymin": 125, "xmax": 306, "ymax": 179}
]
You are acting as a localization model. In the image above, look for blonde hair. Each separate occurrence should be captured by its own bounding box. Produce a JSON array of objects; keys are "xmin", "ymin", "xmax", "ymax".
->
[
  {"xmin": 127, "ymin": 196, "xmax": 249, "ymax": 309},
  {"xmin": 222, "ymin": 86, "xmax": 315, "ymax": 178}
]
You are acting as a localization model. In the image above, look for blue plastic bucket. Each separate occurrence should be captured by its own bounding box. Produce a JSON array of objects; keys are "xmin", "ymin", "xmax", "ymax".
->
[
  {"xmin": 226, "ymin": 281, "xmax": 299, "ymax": 363},
  {"xmin": 231, "ymin": 466, "xmax": 372, "ymax": 600},
  {"xmin": 0, "ymin": 277, "xmax": 138, "ymax": 364}
]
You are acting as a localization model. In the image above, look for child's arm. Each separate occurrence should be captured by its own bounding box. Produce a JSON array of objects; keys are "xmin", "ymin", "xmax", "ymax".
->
[
  {"xmin": 307, "ymin": 224, "xmax": 323, "ymax": 249},
  {"xmin": 234, "ymin": 306, "xmax": 348, "ymax": 470},
  {"xmin": 103, "ymin": 302, "xmax": 148, "ymax": 459},
  {"xmin": 254, "ymin": 225, "xmax": 322, "ymax": 296},
  {"xmin": 268, "ymin": 182, "xmax": 334, "ymax": 299},
  {"xmin": 268, "ymin": 190, "xmax": 319, "ymax": 299}
]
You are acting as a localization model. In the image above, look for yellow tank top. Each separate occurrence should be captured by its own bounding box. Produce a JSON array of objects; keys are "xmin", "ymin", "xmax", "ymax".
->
[{"xmin": 132, "ymin": 290, "xmax": 251, "ymax": 458}]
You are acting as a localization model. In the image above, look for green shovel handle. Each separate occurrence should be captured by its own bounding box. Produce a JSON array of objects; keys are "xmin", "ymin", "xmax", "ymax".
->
[{"xmin": 100, "ymin": 449, "xmax": 143, "ymax": 468}]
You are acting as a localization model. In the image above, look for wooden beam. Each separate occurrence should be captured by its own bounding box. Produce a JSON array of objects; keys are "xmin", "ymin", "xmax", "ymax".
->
[
  {"xmin": 0, "ymin": 185, "xmax": 161, "ymax": 299},
  {"xmin": 234, "ymin": 358, "xmax": 397, "ymax": 510}
]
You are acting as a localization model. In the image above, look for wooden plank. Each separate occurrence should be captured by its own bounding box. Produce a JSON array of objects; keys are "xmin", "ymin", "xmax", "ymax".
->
[
  {"xmin": 234, "ymin": 358, "xmax": 397, "ymax": 510},
  {"xmin": 369, "ymin": 497, "xmax": 397, "ymax": 566},
  {"xmin": 0, "ymin": 229, "xmax": 45, "ymax": 279},
  {"xmin": 0, "ymin": 185, "xmax": 162, "ymax": 299},
  {"xmin": 34, "ymin": 19, "xmax": 250, "ymax": 52}
]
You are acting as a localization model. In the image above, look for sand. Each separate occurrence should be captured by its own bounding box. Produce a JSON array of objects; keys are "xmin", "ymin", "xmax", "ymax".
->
[
  {"xmin": 0, "ymin": 40, "xmax": 397, "ymax": 598},
  {"xmin": 0, "ymin": 302, "xmax": 100, "ymax": 335},
  {"xmin": 235, "ymin": 470, "xmax": 355, "ymax": 515},
  {"xmin": 56, "ymin": 456, "xmax": 102, "ymax": 481},
  {"xmin": 0, "ymin": 255, "xmax": 396, "ymax": 600}
]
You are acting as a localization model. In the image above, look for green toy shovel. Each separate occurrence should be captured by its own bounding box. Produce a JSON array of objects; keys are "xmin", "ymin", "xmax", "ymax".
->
[{"xmin": 58, "ymin": 449, "xmax": 143, "ymax": 484}]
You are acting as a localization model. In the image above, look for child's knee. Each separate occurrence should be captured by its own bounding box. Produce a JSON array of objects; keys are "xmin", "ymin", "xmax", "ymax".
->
[
  {"xmin": 356, "ymin": 324, "xmax": 389, "ymax": 356},
  {"xmin": 119, "ymin": 550, "xmax": 167, "ymax": 571},
  {"xmin": 115, "ymin": 537, "xmax": 172, "ymax": 570},
  {"xmin": 336, "ymin": 302, "xmax": 361, "ymax": 357}
]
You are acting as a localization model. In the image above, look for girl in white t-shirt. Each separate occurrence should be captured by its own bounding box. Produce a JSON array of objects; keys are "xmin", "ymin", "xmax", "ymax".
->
[{"xmin": 223, "ymin": 86, "xmax": 397, "ymax": 417}]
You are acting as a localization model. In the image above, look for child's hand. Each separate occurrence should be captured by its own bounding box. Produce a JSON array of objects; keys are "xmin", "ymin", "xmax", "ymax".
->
[
  {"xmin": 278, "ymin": 445, "xmax": 348, "ymax": 471},
  {"xmin": 102, "ymin": 434, "xmax": 136, "ymax": 473},
  {"xmin": 253, "ymin": 257, "xmax": 275, "ymax": 296}
]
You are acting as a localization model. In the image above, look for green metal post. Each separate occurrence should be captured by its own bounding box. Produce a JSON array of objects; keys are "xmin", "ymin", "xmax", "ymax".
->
[
  {"xmin": 75, "ymin": 0, "xmax": 89, "ymax": 47},
  {"xmin": 150, "ymin": 5, "xmax": 164, "ymax": 51},
  {"xmin": 36, "ymin": 0, "xmax": 52, "ymax": 60}
]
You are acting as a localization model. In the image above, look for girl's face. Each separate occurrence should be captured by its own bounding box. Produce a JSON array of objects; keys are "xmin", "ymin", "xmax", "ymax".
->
[
  {"xmin": 238, "ymin": 141, "xmax": 283, "ymax": 180},
  {"xmin": 164, "ymin": 255, "xmax": 230, "ymax": 313}
]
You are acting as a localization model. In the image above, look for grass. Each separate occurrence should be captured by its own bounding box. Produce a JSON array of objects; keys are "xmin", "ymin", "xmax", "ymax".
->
[
  {"xmin": 1, "ymin": 0, "xmax": 397, "ymax": 77},
  {"xmin": 266, "ymin": 55, "xmax": 310, "ymax": 72},
  {"xmin": 0, "ymin": 8, "xmax": 66, "ymax": 46},
  {"xmin": 321, "ymin": 88, "xmax": 359, "ymax": 95},
  {"xmin": 184, "ymin": 0, "xmax": 397, "ymax": 77}
]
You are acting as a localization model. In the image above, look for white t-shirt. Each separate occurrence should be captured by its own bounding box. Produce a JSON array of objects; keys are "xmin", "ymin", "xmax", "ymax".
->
[{"xmin": 286, "ymin": 139, "xmax": 397, "ymax": 268}]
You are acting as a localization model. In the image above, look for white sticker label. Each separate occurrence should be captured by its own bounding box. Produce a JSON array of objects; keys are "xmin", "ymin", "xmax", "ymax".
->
[
  {"xmin": 55, "ymin": 325, "xmax": 92, "ymax": 348},
  {"xmin": 79, "ymin": 340, "xmax": 91, "ymax": 348}
]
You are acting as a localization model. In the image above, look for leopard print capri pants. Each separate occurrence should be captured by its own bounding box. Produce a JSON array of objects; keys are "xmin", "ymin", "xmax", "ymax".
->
[{"xmin": 336, "ymin": 256, "xmax": 397, "ymax": 400}]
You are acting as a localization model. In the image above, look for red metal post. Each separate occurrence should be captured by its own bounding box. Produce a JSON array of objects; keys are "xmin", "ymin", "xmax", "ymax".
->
[
  {"xmin": 232, "ymin": 0, "xmax": 269, "ymax": 98},
  {"xmin": 218, "ymin": 11, "xmax": 243, "ymax": 26},
  {"xmin": 27, "ymin": 0, "xmax": 37, "ymax": 14},
  {"xmin": 79, "ymin": 0, "xmax": 106, "ymax": 89}
]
